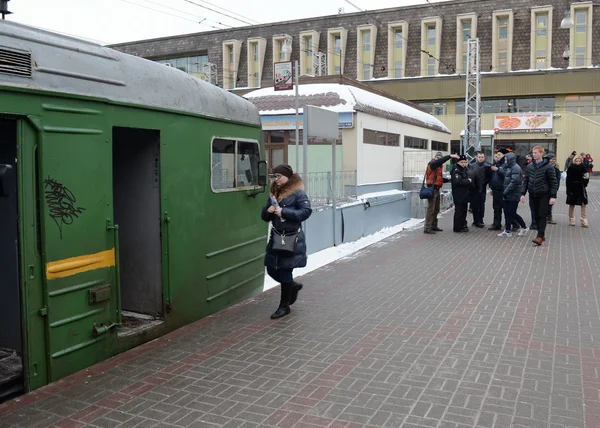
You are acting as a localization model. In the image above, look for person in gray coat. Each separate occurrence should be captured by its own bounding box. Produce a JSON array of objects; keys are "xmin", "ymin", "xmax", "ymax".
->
[{"xmin": 498, "ymin": 152, "xmax": 528, "ymax": 237}]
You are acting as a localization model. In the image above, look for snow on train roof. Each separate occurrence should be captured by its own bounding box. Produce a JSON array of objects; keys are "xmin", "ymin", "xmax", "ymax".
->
[
  {"xmin": 0, "ymin": 21, "xmax": 260, "ymax": 126},
  {"xmin": 245, "ymin": 84, "xmax": 450, "ymax": 134}
]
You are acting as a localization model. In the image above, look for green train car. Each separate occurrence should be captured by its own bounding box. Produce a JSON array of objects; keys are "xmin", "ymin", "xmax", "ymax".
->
[{"xmin": 0, "ymin": 21, "xmax": 268, "ymax": 400}]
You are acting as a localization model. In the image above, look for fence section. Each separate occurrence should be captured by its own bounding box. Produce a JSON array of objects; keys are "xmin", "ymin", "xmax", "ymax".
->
[{"xmin": 304, "ymin": 170, "xmax": 357, "ymax": 206}]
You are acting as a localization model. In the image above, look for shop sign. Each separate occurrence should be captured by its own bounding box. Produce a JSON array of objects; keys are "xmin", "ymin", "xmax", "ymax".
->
[
  {"xmin": 261, "ymin": 112, "xmax": 354, "ymax": 130},
  {"xmin": 493, "ymin": 112, "xmax": 553, "ymax": 133},
  {"xmin": 273, "ymin": 61, "xmax": 293, "ymax": 91}
]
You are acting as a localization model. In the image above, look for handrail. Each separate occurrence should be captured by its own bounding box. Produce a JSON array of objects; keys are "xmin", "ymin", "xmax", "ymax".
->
[{"xmin": 106, "ymin": 218, "xmax": 122, "ymax": 326}]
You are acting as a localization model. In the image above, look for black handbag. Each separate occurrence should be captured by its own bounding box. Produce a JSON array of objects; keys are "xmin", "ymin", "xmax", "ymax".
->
[
  {"xmin": 419, "ymin": 166, "xmax": 438, "ymax": 200},
  {"xmin": 271, "ymin": 227, "xmax": 300, "ymax": 253}
]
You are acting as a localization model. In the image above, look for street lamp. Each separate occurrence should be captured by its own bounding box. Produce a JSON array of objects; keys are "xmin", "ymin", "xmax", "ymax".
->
[
  {"xmin": 560, "ymin": 9, "xmax": 574, "ymax": 29},
  {"xmin": 281, "ymin": 36, "xmax": 301, "ymax": 174}
]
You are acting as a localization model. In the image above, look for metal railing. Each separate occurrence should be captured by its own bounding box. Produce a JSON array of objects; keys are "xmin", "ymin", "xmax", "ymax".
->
[{"xmin": 303, "ymin": 170, "xmax": 357, "ymax": 206}]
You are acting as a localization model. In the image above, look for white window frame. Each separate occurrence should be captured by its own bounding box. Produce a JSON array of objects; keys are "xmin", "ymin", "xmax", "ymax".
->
[
  {"xmin": 492, "ymin": 10, "xmax": 514, "ymax": 73},
  {"xmin": 222, "ymin": 40, "xmax": 241, "ymax": 90},
  {"xmin": 530, "ymin": 7, "xmax": 553, "ymax": 70},
  {"xmin": 356, "ymin": 24, "xmax": 377, "ymax": 80},
  {"xmin": 456, "ymin": 13, "xmax": 477, "ymax": 74},
  {"xmin": 299, "ymin": 30, "xmax": 319, "ymax": 76},
  {"xmin": 247, "ymin": 37, "xmax": 266, "ymax": 88},
  {"xmin": 420, "ymin": 17, "xmax": 442, "ymax": 76},
  {"xmin": 570, "ymin": 2, "xmax": 593, "ymax": 67},
  {"xmin": 210, "ymin": 137, "xmax": 261, "ymax": 193},
  {"xmin": 327, "ymin": 27, "xmax": 348, "ymax": 75},
  {"xmin": 387, "ymin": 21, "xmax": 408, "ymax": 79}
]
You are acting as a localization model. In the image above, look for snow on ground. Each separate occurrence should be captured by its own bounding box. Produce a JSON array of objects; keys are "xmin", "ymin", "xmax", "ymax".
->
[{"xmin": 263, "ymin": 217, "xmax": 424, "ymax": 292}]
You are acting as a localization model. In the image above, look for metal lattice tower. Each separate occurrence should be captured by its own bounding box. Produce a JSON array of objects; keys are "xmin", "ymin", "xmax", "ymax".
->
[
  {"xmin": 462, "ymin": 38, "xmax": 481, "ymax": 157},
  {"xmin": 202, "ymin": 62, "xmax": 218, "ymax": 86},
  {"xmin": 314, "ymin": 52, "xmax": 327, "ymax": 76}
]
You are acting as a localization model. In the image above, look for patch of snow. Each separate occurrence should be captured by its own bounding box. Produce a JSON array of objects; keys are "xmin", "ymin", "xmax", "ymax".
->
[
  {"xmin": 358, "ymin": 189, "xmax": 408, "ymax": 199},
  {"xmin": 244, "ymin": 83, "xmax": 450, "ymax": 133},
  {"xmin": 262, "ymin": 217, "xmax": 424, "ymax": 292}
]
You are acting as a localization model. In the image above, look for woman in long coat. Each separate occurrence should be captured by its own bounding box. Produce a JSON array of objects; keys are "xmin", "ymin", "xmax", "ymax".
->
[
  {"xmin": 566, "ymin": 155, "xmax": 589, "ymax": 227},
  {"xmin": 261, "ymin": 164, "xmax": 312, "ymax": 319}
]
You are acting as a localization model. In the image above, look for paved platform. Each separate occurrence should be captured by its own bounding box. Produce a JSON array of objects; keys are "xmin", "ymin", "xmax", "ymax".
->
[{"xmin": 1, "ymin": 180, "xmax": 599, "ymax": 428}]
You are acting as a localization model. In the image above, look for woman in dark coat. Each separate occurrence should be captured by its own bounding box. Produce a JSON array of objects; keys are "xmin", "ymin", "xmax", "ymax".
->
[
  {"xmin": 566, "ymin": 155, "xmax": 589, "ymax": 227},
  {"xmin": 261, "ymin": 164, "xmax": 312, "ymax": 319}
]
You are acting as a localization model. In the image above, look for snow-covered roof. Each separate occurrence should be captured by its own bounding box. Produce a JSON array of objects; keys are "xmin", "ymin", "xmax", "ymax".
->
[{"xmin": 244, "ymin": 83, "xmax": 450, "ymax": 134}]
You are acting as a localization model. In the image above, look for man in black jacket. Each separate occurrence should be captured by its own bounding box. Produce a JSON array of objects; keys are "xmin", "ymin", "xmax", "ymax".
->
[
  {"xmin": 452, "ymin": 155, "xmax": 472, "ymax": 232},
  {"xmin": 468, "ymin": 152, "xmax": 491, "ymax": 228},
  {"xmin": 521, "ymin": 145, "xmax": 558, "ymax": 246},
  {"xmin": 488, "ymin": 149, "xmax": 508, "ymax": 230}
]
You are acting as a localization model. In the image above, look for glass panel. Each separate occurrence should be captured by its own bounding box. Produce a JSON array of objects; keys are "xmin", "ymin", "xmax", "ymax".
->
[
  {"xmin": 455, "ymin": 100, "xmax": 465, "ymax": 114},
  {"xmin": 498, "ymin": 18, "xmax": 508, "ymax": 39},
  {"xmin": 395, "ymin": 29, "xmax": 403, "ymax": 48},
  {"xmin": 363, "ymin": 64, "xmax": 370, "ymax": 80},
  {"xmin": 536, "ymin": 14, "xmax": 547, "ymax": 36},
  {"xmin": 212, "ymin": 139, "xmax": 235, "ymax": 189},
  {"xmin": 576, "ymin": 10, "xmax": 586, "ymax": 33},
  {"xmin": 334, "ymin": 36, "xmax": 341, "ymax": 54},
  {"xmin": 580, "ymin": 96, "xmax": 593, "ymax": 114},
  {"xmin": 307, "ymin": 38, "xmax": 313, "ymax": 56},
  {"xmin": 237, "ymin": 141, "xmax": 260, "ymax": 186},
  {"xmin": 462, "ymin": 21, "xmax": 471, "ymax": 40},
  {"xmin": 394, "ymin": 61, "xmax": 402, "ymax": 78},
  {"xmin": 269, "ymin": 131, "xmax": 285, "ymax": 143},
  {"xmin": 270, "ymin": 148, "xmax": 284, "ymax": 169},
  {"xmin": 427, "ymin": 25, "xmax": 436, "ymax": 46}
]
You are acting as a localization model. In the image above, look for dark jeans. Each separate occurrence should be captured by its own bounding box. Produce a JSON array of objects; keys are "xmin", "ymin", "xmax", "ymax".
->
[
  {"xmin": 530, "ymin": 195, "xmax": 550, "ymax": 237},
  {"xmin": 454, "ymin": 202, "xmax": 468, "ymax": 231},
  {"xmin": 424, "ymin": 188, "xmax": 441, "ymax": 230},
  {"xmin": 529, "ymin": 197, "xmax": 537, "ymax": 227},
  {"xmin": 503, "ymin": 201, "xmax": 526, "ymax": 233},
  {"xmin": 491, "ymin": 189, "xmax": 504, "ymax": 228},
  {"xmin": 470, "ymin": 191, "xmax": 484, "ymax": 225},
  {"xmin": 267, "ymin": 267, "xmax": 294, "ymax": 284}
]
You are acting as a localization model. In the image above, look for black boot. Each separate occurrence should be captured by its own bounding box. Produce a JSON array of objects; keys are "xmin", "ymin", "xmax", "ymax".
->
[
  {"xmin": 271, "ymin": 282, "xmax": 293, "ymax": 319},
  {"xmin": 290, "ymin": 282, "xmax": 303, "ymax": 305}
]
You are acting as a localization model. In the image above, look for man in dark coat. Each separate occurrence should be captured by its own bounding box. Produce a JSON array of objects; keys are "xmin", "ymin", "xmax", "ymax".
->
[
  {"xmin": 521, "ymin": 146, "xmax": 558, "ymax": 246},
  {"xmin": 545, "ymin": 152, "xmax": 561, "ymax": 224},
  {"xmin": 452, "ymin": 155, "xmax": 472, "ymax": 232},
  {"xmin": 423, "ymin": 151, "xmax": 460, "ymax": 234},
  {"xmin": 467, "ymin": 152, "xmax": 491, "ymax": 228},
  {"xmin": 489, "ymin": 148, "xmax": 509, "ymax": 230}
]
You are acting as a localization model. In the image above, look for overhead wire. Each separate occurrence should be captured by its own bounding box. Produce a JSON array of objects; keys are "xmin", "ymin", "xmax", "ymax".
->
[
  {"xmin": 180, "ymin": 0, "xmax": 260, "ymax": 25},
  {"xmin": 183, "ymin": 0, "xmax": 257, "ymax": 26},
  {"xmin": 137, "ymin": 0, "xmax": 233, "ymax": 28},
  {"xmin": 118, "ymin": 0, "xmax": 225, "ymax": 30}
]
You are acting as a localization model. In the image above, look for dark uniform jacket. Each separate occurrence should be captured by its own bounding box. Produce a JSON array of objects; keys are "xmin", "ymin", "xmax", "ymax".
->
[
  {"xmin": 468, "ymin": 160, "xmax": 491, "ymax": 193},
  {"xmin": 451, "ymin": 164, "xmax": 471, "ymax": 204},
  {"xmin": 489, "ymin": 157, "xmax": 506, "ymax": 191},
  {"xmin": 262, "ymin": 174, "xmax": 312, "ymax": 270}
]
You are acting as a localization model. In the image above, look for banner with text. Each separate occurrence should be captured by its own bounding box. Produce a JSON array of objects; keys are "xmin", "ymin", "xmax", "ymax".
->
[
  {"xmin": 273, "ymin": 61, "xmax": 293, "ymax": 91},
  {"xmin": 261, "ymin": 112, "xmax": 354, "ymax": 130},
  {"xmin": 493, "ymin": 112, "xmax": 553, "ymax": 133}
]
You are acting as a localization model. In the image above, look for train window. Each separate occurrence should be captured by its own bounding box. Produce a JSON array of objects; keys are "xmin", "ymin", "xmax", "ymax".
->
[{"xmin": 211, "ymin": 138, "xmax": 260, "ymax": 191}]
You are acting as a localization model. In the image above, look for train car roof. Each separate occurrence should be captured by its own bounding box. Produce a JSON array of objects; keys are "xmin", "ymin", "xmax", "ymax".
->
[{"xmin": 0, "ymin": 21, "xmax": 261, "ymax": 126}]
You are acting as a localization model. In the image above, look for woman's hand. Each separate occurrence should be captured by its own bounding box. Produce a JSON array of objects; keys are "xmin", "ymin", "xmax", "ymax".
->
[
  {"xmin": 274, "ymin": 208, "xmax": 283, "ymax": 217},
  {"xmin": 267, "ymin": 206, "xmax": 276, "ymax": 214}
]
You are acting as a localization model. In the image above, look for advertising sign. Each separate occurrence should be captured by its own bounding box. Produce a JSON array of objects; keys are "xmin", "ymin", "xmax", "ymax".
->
[
  {"xmin": 261, "ymin": 112, "xmax": 354, "ymax": 130},
  {"xmin": 493, "ymin": 112, "xmax": 553, "ymax": 133},
  {"xmin": 273, "ymin": 61, "xmax": 293, "ymax": 91}
]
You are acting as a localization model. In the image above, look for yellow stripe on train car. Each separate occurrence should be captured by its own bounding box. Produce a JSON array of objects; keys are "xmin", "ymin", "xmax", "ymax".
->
[{"xmin": 46, "ymin": 249, "xmax": 115, "ymax": 280}]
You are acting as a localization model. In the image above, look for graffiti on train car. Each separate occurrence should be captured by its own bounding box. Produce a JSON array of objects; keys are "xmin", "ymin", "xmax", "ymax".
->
[{"xmin": 44, "ymin": 177, "xmax": 86, "ymax": 239}]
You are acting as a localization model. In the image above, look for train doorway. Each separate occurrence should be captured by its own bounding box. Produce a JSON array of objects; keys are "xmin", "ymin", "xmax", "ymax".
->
[
  {"xmin": 0, "ymin": 119, "xmax": 24, "ymax": 401},
  {"xmin": 112, "ymin": 127, "xmax": 164, "ymax": 337}
]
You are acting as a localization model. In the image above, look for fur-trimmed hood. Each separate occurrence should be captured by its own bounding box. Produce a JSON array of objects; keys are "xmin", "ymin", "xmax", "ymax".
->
[{"xmin": 271, "ymin": 173, "xmax": 305, "ymax": 201}]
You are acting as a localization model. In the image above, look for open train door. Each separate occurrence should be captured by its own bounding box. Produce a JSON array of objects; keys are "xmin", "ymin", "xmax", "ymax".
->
[
  {"xmin": 37, "ymin": 114, "xmax": 117, "ymax": 383},
  {"xmin": 0, "ymin": 118, "xmax": 48, "ymax": 399}
]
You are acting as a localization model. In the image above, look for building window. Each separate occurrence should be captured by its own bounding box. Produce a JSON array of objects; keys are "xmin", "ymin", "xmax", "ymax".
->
[
  {"xmin": 273, "ymin": 34, "xmax": 292, "ymax": 66},
  {"xmin": 531, "ymin": 7, "xmax": 552, "ymax": 70},
  {"xmin": 404, "ymin": 136, "xmax": 428, "ymax": 149},
  {"xmin": 247, "ymin": 37, "xmax": 266, "ymax": 88},
  {"xmin": 156, "ymin": 54, "xmax": 208, "ymax": 76},
  {"xmin": 455, "ymin": 97, "xmax": 555, "ymax": 114},
  {"xmin": 432, "ymin": 141, "xmax": 449, "ymax": 151},
  {"xmin": 421, "ymin": 17, "xmax": 442, "ymax": 76},
  {"xmin": 564, "ymin": 95, "xmax": 600, "ymax": 114},
  {"xmin": 211, "ymin": 139, "xmax": 260, "ymax": 191},
  {"xmin": 388, "ymin": 21, "xmax": 408, "ymax": 78},
  {"xmin": 364, "ymin": 129, "xmax": 400, "ymax": 146},
  {"xmin": 221, "ymin": 40, "xmax": 241, "ymax": 90},
  {"xmin": 570, "ymin": 3, "xmax": 592, "ymax": 67},
  {"xmin": 327, "ymin": 28, "xmax": 348, "ymax": 75},
  {"xmin": 299, "ymin": 31, "xmax": 319, "ymax": 75},
  {"xmin": 456, "ymin": 13, "xmax": 477, "ymax": 74},
  {"xmin": 418, "ymin": 102, "xmax": 448, "ymax": 115},
  {"xmin": 492, "ymin": 10, "xmax": 513, "ymax": 73},
  {"xmin": 357, "ymin": 24, "xmax": 377, "ymax": 80}
]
